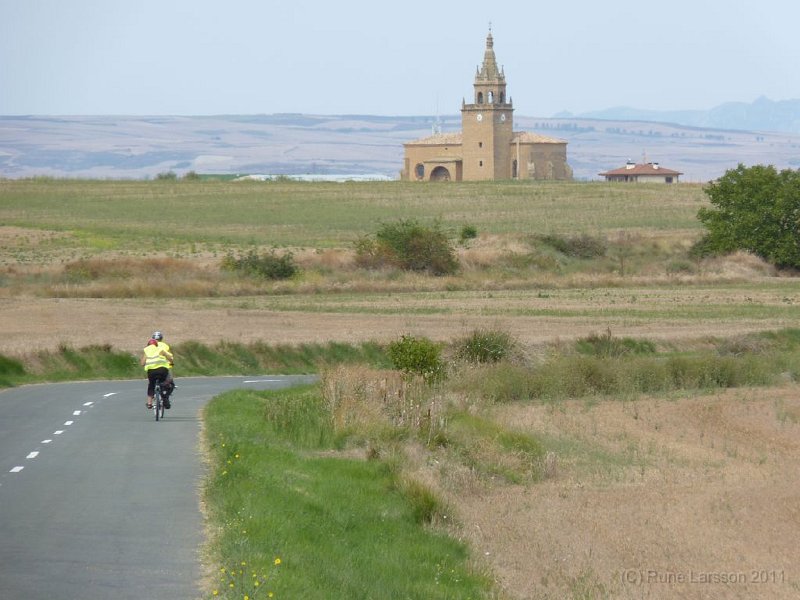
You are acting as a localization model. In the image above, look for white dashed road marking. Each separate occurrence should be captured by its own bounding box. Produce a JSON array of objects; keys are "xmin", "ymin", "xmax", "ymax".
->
[{"xmin": 8, "ymin": 391, "xmax": 112, "ymax": 481}]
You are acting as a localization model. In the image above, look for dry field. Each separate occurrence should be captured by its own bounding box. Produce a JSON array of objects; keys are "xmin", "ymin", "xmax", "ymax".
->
[{"xmin": 442, "ymin": 385, "xmax": 800, "ymax": 599}]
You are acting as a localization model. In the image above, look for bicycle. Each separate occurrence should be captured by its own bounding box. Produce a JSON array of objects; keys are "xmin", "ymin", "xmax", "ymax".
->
[{"xmin": 152, "ymin": 378, "xmax": 167, "ymax": 421}]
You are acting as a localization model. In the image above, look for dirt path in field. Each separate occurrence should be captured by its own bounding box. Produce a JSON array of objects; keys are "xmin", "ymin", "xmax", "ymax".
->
[
  {"xmin": 0, "ymin": 297, "xmax": 785, "ymax": 356},
  {"xmin": 442, "ymin": 385, "xmax": 800, "ymax": 599}
]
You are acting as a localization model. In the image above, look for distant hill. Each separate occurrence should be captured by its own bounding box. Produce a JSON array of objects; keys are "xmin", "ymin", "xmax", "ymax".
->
[
  {"xmin": 560, "ymin": 97, "xmax": 800, "ymax": 134},
  {"xmin": 2, "ymin": 111, "xmax": 800, "ymax": 182}
]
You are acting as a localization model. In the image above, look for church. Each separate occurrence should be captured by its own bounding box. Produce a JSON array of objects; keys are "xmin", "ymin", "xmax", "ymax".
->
[{"xmin": 401, "ymin": 31, "xmax": 572, "ymax": 182}]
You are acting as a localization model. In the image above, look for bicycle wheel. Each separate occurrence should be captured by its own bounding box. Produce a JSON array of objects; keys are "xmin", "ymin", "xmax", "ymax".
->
[{"xmin": 154, "ymin": 382, "xmax": 162, "ymax": 421}]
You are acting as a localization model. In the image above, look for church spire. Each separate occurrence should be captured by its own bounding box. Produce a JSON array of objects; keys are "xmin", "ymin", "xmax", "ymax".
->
[
  {"xmin": 472, "ymin": 28, "xmax": 509, "ymax": 106},
  {"xmin": 476, "ymin": 29, "xmax": 504, "ymax": 83}
]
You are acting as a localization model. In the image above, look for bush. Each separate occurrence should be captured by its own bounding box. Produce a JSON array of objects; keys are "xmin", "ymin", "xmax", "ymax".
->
[
  {"xmin": 155, "ymin": 171, "xmax": 177, "ymax": 180},
  {"xmin": 454, "ymin": 328, "xmax": 516, "ymax": 363},
  {"xmin": 221, "ymin": 248, "xmax": 298, "ymax": 280},
  {"xmin": 355, "ymin": 219, "xmax": 458, "ymax": 276},
  {"xmin": 387, "ymin": 335, "xmax": 445, "ymax": 383},
  {"xmin": 538, "ymin": 233, "xmax": 607, "ymax": 259},
  {"xmin": 459, "ymin": 224, "xmax": 478, "ymax": 243}
]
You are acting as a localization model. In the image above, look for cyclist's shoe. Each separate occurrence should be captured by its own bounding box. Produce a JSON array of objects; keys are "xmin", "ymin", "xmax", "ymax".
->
[{"xmin": 164, "ymin": 398, "xmax": 171, "ymax": 409}]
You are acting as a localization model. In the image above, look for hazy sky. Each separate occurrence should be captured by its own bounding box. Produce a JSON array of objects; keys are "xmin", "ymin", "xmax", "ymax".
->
[{"xmin": 2, "ymin": 0, "xmax": 798, "ymax": 117}]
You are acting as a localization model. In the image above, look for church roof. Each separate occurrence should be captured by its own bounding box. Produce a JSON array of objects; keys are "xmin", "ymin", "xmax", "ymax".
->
[
  {"xmin": 404, "ymin": 132, "xmax": 463, "ymax": 146},
  {"xmin": 512, "ymin": 131, "xmax": 567, "ymax": 144},
  {"xmin": 404, "ymin": 130, "xmax": 566, "ymax": 146}
]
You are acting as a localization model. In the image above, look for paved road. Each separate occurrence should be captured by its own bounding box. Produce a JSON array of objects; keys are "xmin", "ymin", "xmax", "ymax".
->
[{"xmin": 0, "ymin": 375, "xmax": 315, "ymax": 600}]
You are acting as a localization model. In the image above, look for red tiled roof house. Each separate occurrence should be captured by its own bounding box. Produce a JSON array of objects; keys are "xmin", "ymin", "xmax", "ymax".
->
[{"xmin": 599, "ymin": 160, "xmax": 682, "ymax": 183}]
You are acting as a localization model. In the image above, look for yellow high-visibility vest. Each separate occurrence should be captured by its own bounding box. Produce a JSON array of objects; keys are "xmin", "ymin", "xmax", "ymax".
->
[
  {"xmin": 143, "ymin": 344, "xmax": 170, "ymax": 371},
  {"xmin": 156, "ymin": 341, "xmax": 173, "ymax": 367}
]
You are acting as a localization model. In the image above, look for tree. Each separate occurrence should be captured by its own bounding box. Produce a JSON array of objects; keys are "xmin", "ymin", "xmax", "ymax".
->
[
  {"xmin": 354, "ymin": 219, "xmax": 459, "ymax": 276},
  {"xmin": 697, "ymin": 164, "xmax": 800, "ymax": 268}
]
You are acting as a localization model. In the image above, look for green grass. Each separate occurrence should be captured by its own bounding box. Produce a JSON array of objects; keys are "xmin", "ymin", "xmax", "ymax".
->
[
  {"xmin": 452, "ymin": 330, "xmax": 800, "ymax": 403},
  {"xmin": 0, "ymin": 179, "xmax": 707, "ymax": 254},
  {"xmin": 203, "ymin": 386, "xmax": 493, "ymax": 599},
  {"xmin": 0, "ymin": 341, "xmax": 390, "ymax": 388}
]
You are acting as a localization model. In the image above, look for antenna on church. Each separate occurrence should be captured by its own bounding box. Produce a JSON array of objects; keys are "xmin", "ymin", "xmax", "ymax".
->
[{"xmin": 431, "ymin": 96, "xmax": 442, "ymax": 135}]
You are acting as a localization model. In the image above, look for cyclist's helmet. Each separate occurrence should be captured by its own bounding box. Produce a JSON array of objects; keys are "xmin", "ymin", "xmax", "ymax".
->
[{"xmin": 152, "ymin": 331, "xmax": 163, "ymax": 341}]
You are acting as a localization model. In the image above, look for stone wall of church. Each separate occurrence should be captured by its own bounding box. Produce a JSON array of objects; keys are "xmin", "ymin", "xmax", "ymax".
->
[
  {"xmin": 401, "ymin": 143, "xmax": 462, "ymax": 181},
  {"xmin": 514, "ymin": 143, "xmax": 571, "ymax": 180}
]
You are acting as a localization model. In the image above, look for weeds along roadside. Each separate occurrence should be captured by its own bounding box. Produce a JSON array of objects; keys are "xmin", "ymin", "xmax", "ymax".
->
[{"xmin": 2, "ymin": 327, "xmax": 798, "ymax": 393}]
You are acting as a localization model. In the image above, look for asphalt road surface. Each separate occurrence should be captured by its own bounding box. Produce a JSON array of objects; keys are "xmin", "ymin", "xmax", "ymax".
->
[{"xmin": 0, "ymin": 375, "xmax": 316, "ymax": 600}]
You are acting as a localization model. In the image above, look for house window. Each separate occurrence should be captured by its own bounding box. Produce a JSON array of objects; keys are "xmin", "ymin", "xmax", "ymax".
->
[
  {"xmin": 478, "ymin": 142, "xmax": 483, "ymax": 148},
  {"xmin": 666, "ymin": 177, "xmax": 673, "ymax": 184},
  {"xmin": 479, "ymin": 160, "xmax": 483, "ymax": 167},
  {"xmin": 414, "ymin": 163, "xmax": 424, "ymax": 180},
  {"xmin": 477, "ymin": 92, "xmax": 484, "ymax": 104}
]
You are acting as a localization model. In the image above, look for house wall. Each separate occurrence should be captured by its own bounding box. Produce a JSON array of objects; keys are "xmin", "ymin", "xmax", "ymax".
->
[{"xmin": 637, "ymin": 175, "xmax": 677, "ymax": 183}]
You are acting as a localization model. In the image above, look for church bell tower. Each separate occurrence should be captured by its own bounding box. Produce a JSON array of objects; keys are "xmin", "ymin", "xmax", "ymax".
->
[{"xmin": 461, "ymin": 29, "xmax": 514, "ymax": 180}]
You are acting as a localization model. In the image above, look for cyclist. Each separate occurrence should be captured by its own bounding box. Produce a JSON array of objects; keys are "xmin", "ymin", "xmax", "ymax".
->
[
  {"xmin": 152, "ymin": 330, "xmax": 176, "ymax": 401},
  {"xmin": 140, "ymin": 338, "xmax": 173, "ymax": 410}
]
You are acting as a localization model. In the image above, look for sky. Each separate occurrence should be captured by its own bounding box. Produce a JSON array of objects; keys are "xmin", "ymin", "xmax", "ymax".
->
[{"xmin": 1, "ymin": 0, "xmax": 799, "ymax": 117}]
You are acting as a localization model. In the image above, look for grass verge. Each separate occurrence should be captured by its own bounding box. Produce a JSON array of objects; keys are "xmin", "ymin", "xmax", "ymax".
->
[
  {"xmin": 0, "ymin": 341, "xmax": 390, "ymax": 388},
  {"xmin": 202, "ymin": 386, "xmax": 493, "ymax": 599}
]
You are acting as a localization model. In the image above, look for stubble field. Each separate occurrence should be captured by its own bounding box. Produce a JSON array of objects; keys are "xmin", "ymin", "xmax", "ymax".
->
[{"xmin": 1, "ymin": 178, "xmax": 799, "ymax": 598}]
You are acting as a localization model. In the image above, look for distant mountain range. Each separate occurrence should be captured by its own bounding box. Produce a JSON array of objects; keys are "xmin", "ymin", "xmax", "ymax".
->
[
  {"xmin": 557, "ymin": 97, "xmax": 800, "ymax": 134},
  {"xmin": 2, "ymin": 100, "xmax": 800, "ymax": 182}
]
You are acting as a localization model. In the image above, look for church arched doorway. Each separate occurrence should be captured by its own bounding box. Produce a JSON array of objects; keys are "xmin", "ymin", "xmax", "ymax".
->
[{"xmin": 430, "ymin": 166, "xmax": 451, "ymax": 181}]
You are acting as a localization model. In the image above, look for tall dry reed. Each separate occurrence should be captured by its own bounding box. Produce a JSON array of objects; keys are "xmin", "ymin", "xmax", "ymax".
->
[{"xmin": 321, "ymin": 364, "xmax": 446, "ymax": 444}]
